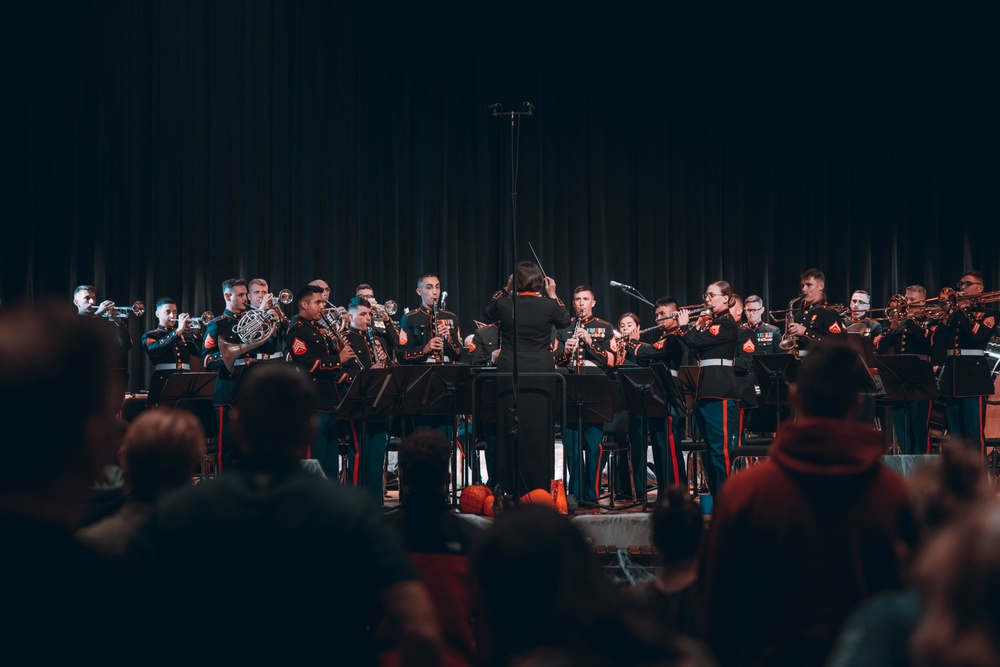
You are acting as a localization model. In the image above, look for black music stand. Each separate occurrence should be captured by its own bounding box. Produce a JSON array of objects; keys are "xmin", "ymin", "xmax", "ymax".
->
[
  {"xmin": 873, "ymin": 355, "xmax": 939, "ymax": 452},
  {"xmin": 752, "ymin": 354, "xmax": 799, "ymax": 433},
  {"xmin": 617, "ymin": 364, "xmax": 683, "ymax": 510},
  {"xmin": 563, "ymin": 371, "xmax": 618, "ymax": 508},
  {"xmin": 418, "ymin": 365, "xmax": 475, "ymax": 506},
  {"xmin": 472, "ymin": 371, "xmax": 566, "ymax": 500},
  {"xmin": 148, "ymin": 371, "xmax": 216, "ymax": 406}
]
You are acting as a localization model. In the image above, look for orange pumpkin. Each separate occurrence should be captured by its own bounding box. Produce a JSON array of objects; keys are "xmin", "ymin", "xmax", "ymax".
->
[
  {"xmin": 460, "ymin": 484, "xmax": 491, "ymax": 514},
  {"xmin": 482, "ymin": 495, "xmax": 495, "ymax": 516}
]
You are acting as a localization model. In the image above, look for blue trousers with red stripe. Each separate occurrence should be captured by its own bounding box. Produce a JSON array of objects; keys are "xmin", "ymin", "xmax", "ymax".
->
[
  {"xmin": 946, "ymin": 396, "xmax": 989, "ymax": 455},
  {"xmin": 564, "ymin": 423, "xmax": 602, "ymax": 503},
  {"xmin": 696, "ymin": 398, "xmax": 738, "ymax": 495}
]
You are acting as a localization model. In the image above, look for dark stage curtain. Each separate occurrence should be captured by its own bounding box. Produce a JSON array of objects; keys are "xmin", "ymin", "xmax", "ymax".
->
[{"xmin": 4, "ymin": 2, "xmax": 998, "ymax": 391}]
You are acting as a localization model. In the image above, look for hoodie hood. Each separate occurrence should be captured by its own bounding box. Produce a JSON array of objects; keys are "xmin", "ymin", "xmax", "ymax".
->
[{"xmin": 769, "ymin": 417, "xmax": 886, "ymax": 477}]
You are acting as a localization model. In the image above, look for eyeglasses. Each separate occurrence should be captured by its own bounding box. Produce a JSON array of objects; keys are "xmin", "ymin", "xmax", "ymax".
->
[
  {"xmin": 849, "ymin": 299, "xmax": 870, "ymax": 306},
  {"xmin": 745, "ymin": 307, "xmax": 764, "ymax": 313},
  {"xmin": 703, "ymin": 292, "xmax": 723, "ymax": 300},
  {"xmin": 957, "ymin": 281, "xmax": 982, "ymax": 288}
]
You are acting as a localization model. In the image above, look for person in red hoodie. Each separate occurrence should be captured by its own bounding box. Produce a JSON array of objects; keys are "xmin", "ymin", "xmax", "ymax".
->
[{"xmin": 699, "ymin": 339, "xmax": 909, "ymax": 667}]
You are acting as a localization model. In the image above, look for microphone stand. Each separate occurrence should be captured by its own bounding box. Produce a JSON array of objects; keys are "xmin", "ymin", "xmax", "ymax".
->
[{"xmin": 491, "ymin": 101, "xmax": 534, "ymax": 505}]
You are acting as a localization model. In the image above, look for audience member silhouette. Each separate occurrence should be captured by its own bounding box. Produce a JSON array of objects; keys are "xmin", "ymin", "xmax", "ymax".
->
[
  {"xmin": 0, "ymin": 302, "xmax": 210, "ymax": 662},
  {"xmin": 473, "ymin": 504, "xmax": 712, "ymax": 667},
  {"xmin": 131, "ymin": 362, "xmax": 443, "ymax": 666},
  {"xmin": 378, "ymin": 430, "xmax": 486, "ymax": 667},
  {"xmin": 827, "ymin": 444, "xmax": 994, "ymax": 667},
  {"xmin": 77, "ymin": 407, "xmax": 205, "ymax": 555},
  {"xmin": 909, "ymin": 502, "xmax": 1000, "ymax": 667},
  {"xmin": 700, "ymin": 339, "xmax": 910, "ymax": 667},
  {"xmin": 628, "ymin": 485, "xmax": 705, "ymax": 640}
]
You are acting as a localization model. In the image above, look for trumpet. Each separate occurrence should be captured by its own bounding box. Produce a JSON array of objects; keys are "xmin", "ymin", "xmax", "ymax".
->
[
  {"xmin": 370, "ymin": 299, "xmax": 398, "ymax": 319},
  {"xmin": 186, "ymin": 311, "xmax": 215, "ymax": 331},
  {"xmin": 257, "ymin": 290, "xmax": 293, "ymax": 322},
  {"xmin": 91, "ymin": 300, "xmax": 145, "ymax": 319}
]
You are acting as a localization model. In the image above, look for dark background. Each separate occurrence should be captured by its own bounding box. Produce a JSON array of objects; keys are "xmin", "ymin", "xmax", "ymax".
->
[{"xmin": 4, "ymin": 1, "xmax": 998, "ymax": 391}]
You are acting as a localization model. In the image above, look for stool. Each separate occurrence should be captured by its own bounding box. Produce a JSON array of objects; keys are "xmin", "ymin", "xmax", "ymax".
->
[
  {"xmin": 730, "ymin": 443, "xmax": 771, "ymax": 476},
  {"xmin": 600, "ymin": 437, "xmax": 635, "ymax": 508},
  {"xmin": 680, "ymin": 441, "xmax": 708, "ymax": 496}
]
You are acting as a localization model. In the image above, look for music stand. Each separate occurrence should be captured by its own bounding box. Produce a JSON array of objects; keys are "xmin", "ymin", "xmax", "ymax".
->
[
  {"xmin": 148, "ymin": 371, "xmax": 216, "ymax": 406},
  {"xmin": 752, "ymin": 354, "xmax": 799, "ymax": 433},
  {"xmin": 617, "ymin": 365, "xmax": 681, "ymax": 510},
  {"xmin": 873, "ymin": 355, "xmax": 939, "ymax": 452},
  {"xmin": 471, "ymin": 371, "xmax": 566, "ymax": 499},
  {"xmin": 418, "ymin": 365, "xmax": 475, "ymax": 506},
  {"xmin": 563, "ymin": 371, "xmax": 618, "ymax": 508}
]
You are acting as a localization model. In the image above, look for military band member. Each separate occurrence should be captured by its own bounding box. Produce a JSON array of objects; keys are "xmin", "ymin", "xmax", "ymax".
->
[
  {"xmin": 555, "ymin": 285, "xmax": 615, "ymax": 505},
  {"xmin": 729, "ymin": 294, "xmax": 757, "ymax": 452},
  {"xmin": 846, "ymin": 290, "xmax": 883, "ymax": 337},
  {"xmin": 468, "ymin": 322, "xmax": 501, "ymax": 366},
  {"xmin": 631, "ymin": 297, "xmax": 689, "ymax": 494},
  {"xmin": 399, "ymin": 274, "xmax": 462, "ymax": 364},
  {"xmin": 785, "ymin": 268, "xmax": 847, "ymax": 355},
  {"xmin": 874, "ymin": 285, "xmax": 935, "ymax": 454},
  {"xmin": 356, "ymin": 283, "xmax": 399, "ymax": 363},
  {"xmin": 338, "ymin": 296, "xmax": 397, "ymax": 499},
  {"xmin": 74, "ymin": 284, "xmax": 133, "ymax": 385},
  {"xmin": 247, "ymin": 278, "xmax": 289, "ymax": 359},
  {"xmin": 284, "ymin": 284, "xmax": 356, "ymax": 479},
  {"xmin": 676, "ymin": 281, "xmax": 740, "ymax": 503},
  {"xmin": 202, "ymin": 279, "xmax": 253, "ymax": 468},
  {"xmin": 143, "ymin": 297, "xmax": 203, "ymax": 392},
  {"xmin": 308, "ymin": 278, "xmax": 332, "ymax": 304},
  {"xmin": 743, "ymin": 295, "xmax": 781, "ymax": 354},
  {"xmin": 932, "ymin": 270, "xmax": 997, "ymax": 455}
]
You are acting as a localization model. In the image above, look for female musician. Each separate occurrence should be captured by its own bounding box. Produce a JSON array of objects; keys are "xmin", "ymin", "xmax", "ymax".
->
[
  {"xmin": 484, "ymin": 261, "xmax": 572, "ymax": 496},
  {"xmin": 677, "ymin": 281, "xmax": 740, "ymax": 503},
  {"xmin": 617, "ymin": 312, "xmax": 641, "ymax": 366}
]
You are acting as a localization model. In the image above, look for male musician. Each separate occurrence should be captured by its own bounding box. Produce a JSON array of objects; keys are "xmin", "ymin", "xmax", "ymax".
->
[
  {"xmin": 399, "ymin": 274, "xmax": 462, "ymax": 364},
  {"xmin": 247, "ymin": 278, "xmax": 289, "ymax": 358},
  {"xmin": 284, "ymin": 284, "xmax": 356, "ymax": 479},
  {"xmin": 356, "ymin": 283, "xmax": 399, "ymax": 362},
  {"xmin": 202, "ymin": 278, "xmax": 252, "ymax": 468},
  {"xmin": 874, "ymin": 285, "xmax": 935, "ymax": 454},
  {"xmin": 338, "ymin": 296, "xmax": 401, "ymax": 499},
  {"xmin": 555, "ymin": 285, "xmax": 615, "ymax": 504},
  {"xmin": 468, "ymin": 321, "xmax": 500, "ymax": 366},
  {"xmin": 785, "ymin": 268, "xmax": 847, "ymax": 355},
  {"xmin": 932, "ymin": 270, "xmax": 997, "ymax": 454},
  {"xmin": 143, "ymin": 297, "xmax": 203, "ymax": 394},
  {"xmin": 846, "ymin": 290, "xmax": 883, "ymax": 337},
  {"xmin": 308, "ymin": 278, "xmax": 332, "ymax": 304},
  {"xmin": 74, "ymin": 285, "xmax": 133, "ymax": 385},
  {"xmin": 729, "ymin": 294, "xmax": 757, "ymax": 451},
  {"xmin": 632, "ymin": 297, "xmax": 688, "ymax": 494},
  {"xmin": 742, "ymin": 294, "xmax": 785, "ymax": 434},
  {"xmin": 743, "ymin": 295, "xmax": 781, "ymax": 354}
]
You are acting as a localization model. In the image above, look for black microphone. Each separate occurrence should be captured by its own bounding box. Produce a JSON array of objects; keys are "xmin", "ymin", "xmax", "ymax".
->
[{"xmin": 610, "ymin": 280, "xmax": 636, "ymax": 291}]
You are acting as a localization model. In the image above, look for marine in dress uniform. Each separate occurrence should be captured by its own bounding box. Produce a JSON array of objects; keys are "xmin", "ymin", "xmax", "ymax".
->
[
  {"xmin": 73, "ymin": 285, "xmax": 134, "ymax": 386},
  {"xmin": 873, "ymin": 285, "xmax": 936, "ymax": 455},
  {"xmin": 554, "ymin": 285, "xmax": 615, "ymax": 504},
  {"xmin": 144, "ymin": 298, "xmax": 203, "ymax": 398},
  {"xmin": 340, "ymin": 296, "xmax": 400, "ymax": 500},
  {"xmin": 931, "ymin": 272, "xmax": 998, "ymax": 454},
  {"xmin": 786, "ymin": 269, "xmax": 848, "ymax": 355},
  {"xmin": 677, "ymin": 283, "xmax": 741, "ymax": 500},
  {"xmin": 631, "ymin": 298, "xmax": 689, "ymax": 494},
  {"xmin": 284, "ymin": 285, "xmax": 355, "ymax": 479}
]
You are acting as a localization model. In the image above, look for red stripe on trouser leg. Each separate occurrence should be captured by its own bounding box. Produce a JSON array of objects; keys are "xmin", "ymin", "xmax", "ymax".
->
[
  {"xmin": 350, "ymin": 421, "xmax": 360, "ymax": 486},
  {"xmin": 978, "ymin": 397, "xmax": 985, "ymax": 457},
  {"xmin": 668, "ymin": 416, "xmax": 680, "ymax": 484},
  {"xmin": 721, "ymin": 400, "xmax": 731, "ymax": 478}
]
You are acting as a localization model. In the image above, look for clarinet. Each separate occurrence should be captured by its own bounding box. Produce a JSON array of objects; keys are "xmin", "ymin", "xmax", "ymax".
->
[
  {"xmin": 430, "ymin": 299, "xmax": 443, "ymax": 364},
  {"xmin": 366, "ymin": 326, "xmax": 392, "ymax": 367}
]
